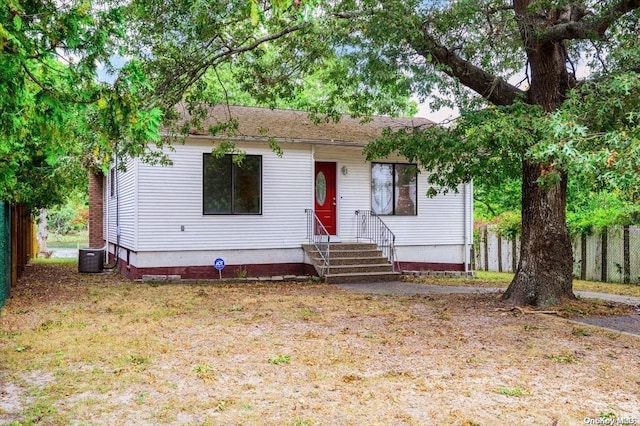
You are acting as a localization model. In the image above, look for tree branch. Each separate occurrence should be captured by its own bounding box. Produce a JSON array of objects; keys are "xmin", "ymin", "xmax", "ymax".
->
[
  {"xmin": 487, "ymin": 5, "xmax": 514, "ymax": 15},
  {"xmin": 476, "ymin": 197, "xmax": 498, "ymax": 216},
  {"xmin": 541, "ymin": 0, "xmax": 640, "ymax": 41},
  {"xmin": 333, "ymin": 10, "xmax": 371, "ymax": 19},
  {"xmin": 22, "ymin": 64, "xmax": 51, "ymax": 93},
  {"xmin": 411, "ymin": 26, "xmax": 526, "ymax": 106},
  {"xmin": 154, "ymin": 23, "xmax": 308, "ymax": 104}
]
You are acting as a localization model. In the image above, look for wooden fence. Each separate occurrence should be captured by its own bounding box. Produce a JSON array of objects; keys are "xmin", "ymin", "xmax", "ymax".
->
[
  {"xmin": 0, "ymin": 203, "xmax": 36, "ymax": 308},
  {"xmin": 475, "ymin": 225, "xmax": 640, "ymax": 284}
]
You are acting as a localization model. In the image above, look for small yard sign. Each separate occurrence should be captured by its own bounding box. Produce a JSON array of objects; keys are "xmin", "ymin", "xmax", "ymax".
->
[{"xmin": 214, "ymin": 257, "xmax": 225, "ymax": 279}]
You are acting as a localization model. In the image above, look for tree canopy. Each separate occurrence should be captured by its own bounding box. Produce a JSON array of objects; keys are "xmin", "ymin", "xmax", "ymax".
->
[
  {"xmin": 124, "ymin": 0, "xmax": 640, "ymax": 206},
  {"xmin": 122, "ymin": 0, "xmax": 420, "ymax": 119},
  {"xmin": 0, "ymin": 0, "xmax": 162, "ymax": 208},
  {"xmin": 353, "ymin": 1, "xmax": 639, "ymax": 306}
]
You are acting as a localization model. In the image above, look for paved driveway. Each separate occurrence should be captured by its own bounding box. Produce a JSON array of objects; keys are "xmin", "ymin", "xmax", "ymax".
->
[{"xmin": 336, "ymin": 281, "xmax": 640, "ymax": 336}]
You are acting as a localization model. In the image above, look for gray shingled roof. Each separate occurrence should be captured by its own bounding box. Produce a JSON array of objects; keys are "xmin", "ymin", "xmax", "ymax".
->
[{"xmin": 171, "ymin": 104, "xmax": 433, "ymax": 146}]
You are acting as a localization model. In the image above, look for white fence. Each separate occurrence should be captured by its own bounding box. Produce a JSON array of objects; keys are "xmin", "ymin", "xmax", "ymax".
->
[{"xmin": 475, "ymin": 225, "xmax": 640, "ymax": 284}]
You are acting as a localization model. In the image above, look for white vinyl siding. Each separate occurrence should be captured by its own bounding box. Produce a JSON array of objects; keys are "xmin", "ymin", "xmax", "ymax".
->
[
  {"xmin": 105, "ymin": 156, "xmax": 138, "ymax": 250},
  {"xmin": 133, "ymin": 248, "xmax": 305, "ymax": 268},
  {"xmin": 135, "ymin": 140, "xmax": 311, "ymax": 251},
  {"xmin": 314, "ymin": 145, "xmax": 467, "ymax": 246},
  {"xmin": 105, "ymin": 138, "xmax": 472, "ymax": 268}
]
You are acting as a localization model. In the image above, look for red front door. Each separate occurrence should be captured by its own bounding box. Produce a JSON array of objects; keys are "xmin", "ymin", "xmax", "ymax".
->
[{"xmin": 314, "ymin": 162, "xmax": 337, "ymax": 235}]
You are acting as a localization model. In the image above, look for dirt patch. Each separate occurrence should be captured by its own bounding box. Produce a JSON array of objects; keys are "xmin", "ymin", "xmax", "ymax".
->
[{"xmin": 1, "ymin": 263, "xmax": 639, "ymax": 425}]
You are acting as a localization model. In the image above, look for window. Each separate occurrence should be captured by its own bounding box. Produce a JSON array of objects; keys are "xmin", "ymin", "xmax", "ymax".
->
[
  {"xmin": 203, "ymin": 154, "xmax": 262, "ymax": 215},
  {"xmin": 371, "ymin": 163, "xmax": 417, "ymax": 215}
]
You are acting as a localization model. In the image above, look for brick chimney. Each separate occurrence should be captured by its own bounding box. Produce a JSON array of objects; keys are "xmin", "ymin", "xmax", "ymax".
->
[{"xmin": 88, "ymin": 171, "xmax": 104, "ymax": 248}]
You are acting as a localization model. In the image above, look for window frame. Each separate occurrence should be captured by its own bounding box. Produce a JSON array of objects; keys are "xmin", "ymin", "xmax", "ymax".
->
[
  {"xmin": 370, "ymin": 162, "xmax": 418, "ymax": 216},
  {"xmin": 202, "ymin": 153, "xmax": 263, "ymax": 216}
]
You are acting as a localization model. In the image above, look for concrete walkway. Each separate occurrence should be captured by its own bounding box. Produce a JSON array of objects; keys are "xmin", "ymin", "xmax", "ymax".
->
[
  {"xmin": 336, "ymin": 281, "xmax": 640, "ymax": 336},
  {"xmin": 337, "ymin": 281, "xmax": 640, "ymax": 306},
  {"xmin": 51, "ymin": 248, "xmax": 79, "ymax": 259}
]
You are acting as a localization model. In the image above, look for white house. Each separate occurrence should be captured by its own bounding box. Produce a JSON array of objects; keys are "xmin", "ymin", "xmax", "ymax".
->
[{"xmin": 88, "ymin": 105, "xmax": 473, "ymax": 281}]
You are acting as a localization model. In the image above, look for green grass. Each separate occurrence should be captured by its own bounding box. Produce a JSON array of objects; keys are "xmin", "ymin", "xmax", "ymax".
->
[
  {"xmin": 31, "ymin": 258, "xmax": 77, "ymax": 264},
  {"xmin": 462, "ymin": 271, "xmax": 640, "ymax": 298},
  {"xmin": 497, "ymin": 386, "xmax": 526, "ymax": 397},
  {"xmin": 268, "ymin": 354, "xmax": 291, "ymax": 365},
  {"xmin": 46, "ymin": 232, "xmax": 88, "ymax": 249},
  {"xmin": 474, "ymin": 271, "xmax": 514, "ymax": 282},
  {"xmin": 572, "ymin": 278, "xmax": 640, "ymax": 298}
]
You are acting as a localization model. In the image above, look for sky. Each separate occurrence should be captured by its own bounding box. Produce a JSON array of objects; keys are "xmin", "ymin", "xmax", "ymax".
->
[
  {"xmin": 96, "ymin": 55, "xmax": 127, "ymax": 84},
  {"xmin": 415, "ymin": 101, "xmax": 457, "ymax": 123}
]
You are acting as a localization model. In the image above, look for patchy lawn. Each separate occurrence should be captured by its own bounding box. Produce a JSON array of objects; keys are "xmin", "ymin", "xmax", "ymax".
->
[{"xmin": 1, "ymin": 263, "xmax": 639, "ymax": 425}]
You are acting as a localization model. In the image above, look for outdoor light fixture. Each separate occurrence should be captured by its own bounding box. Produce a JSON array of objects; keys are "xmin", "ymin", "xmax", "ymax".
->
[{"xmin": 341, "ymin": 165, "xmax": 348, "ymax": 176}]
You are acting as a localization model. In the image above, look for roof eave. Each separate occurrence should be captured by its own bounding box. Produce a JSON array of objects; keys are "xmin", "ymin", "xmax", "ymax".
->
[{"xmin": 160, "ymin": 132, "xmax": 369, "ymax": 148}]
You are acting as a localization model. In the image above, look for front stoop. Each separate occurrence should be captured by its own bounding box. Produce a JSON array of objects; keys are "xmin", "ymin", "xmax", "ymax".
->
[{"xmin": 302, "ymin": 242, "xmax": 400, "ymax": 284}]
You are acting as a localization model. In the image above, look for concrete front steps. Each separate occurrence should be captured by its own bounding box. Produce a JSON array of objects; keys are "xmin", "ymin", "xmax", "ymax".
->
[{"xmin": 302, "ymin": 242, "xmax": 400, "ymax": 284}]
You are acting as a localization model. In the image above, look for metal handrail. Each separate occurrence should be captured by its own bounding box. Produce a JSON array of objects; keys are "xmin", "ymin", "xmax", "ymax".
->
[
  {"xmin": 305, "ymin": 209, "xmax": 330, "ymax": 276},
  {"xmin": 355, "ymin": 210, "xmax": 399, "ymax": 272}
]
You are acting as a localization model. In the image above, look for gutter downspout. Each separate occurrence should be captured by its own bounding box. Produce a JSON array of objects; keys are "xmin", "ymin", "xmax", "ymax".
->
[
  {"xmin": 103, "ymin": 154, "xmax": 120, "ymax": 270},
  {"xmin": 303, "ymin": 145, "xmax": 316, "ymax": 266},
  {"xmin": 103, "ymin": 172, "xmax": 109, "ymax": 254},
  {"xmin": 464, "ymin": 182, "xmax": 471, "ymax": 273}
]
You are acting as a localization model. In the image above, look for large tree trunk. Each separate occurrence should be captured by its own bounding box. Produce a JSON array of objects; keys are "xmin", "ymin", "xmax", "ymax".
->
[
  {"xmin": 502, "ymin": 161, "xmax": 575, "ymax": 306},
  {"xmin": 502, "ymin": 33, "xmax": 576, "ymax": 306}
]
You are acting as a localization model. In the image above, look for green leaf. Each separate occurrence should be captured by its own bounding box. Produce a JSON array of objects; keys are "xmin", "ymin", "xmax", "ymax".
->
[
  {"xmin": 250, "ymin": 1, "xmax": 260, "ymax": 26},
  {"xmin": 12, "ymin": 15, "xmax": 22, "ymax": 31}
]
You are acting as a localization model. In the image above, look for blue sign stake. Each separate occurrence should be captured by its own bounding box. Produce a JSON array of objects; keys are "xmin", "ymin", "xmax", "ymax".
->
[{"xmin": 214, "ymin": 257, "xmax": 225, "ymax": 279}]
